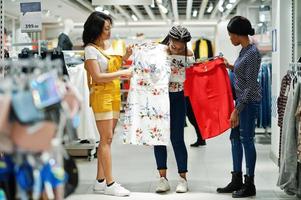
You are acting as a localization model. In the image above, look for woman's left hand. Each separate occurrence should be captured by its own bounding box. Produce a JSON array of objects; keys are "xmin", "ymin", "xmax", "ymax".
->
[{"xmin": 230, "ymin": 109, "xmax": 239, "ymax": 128}]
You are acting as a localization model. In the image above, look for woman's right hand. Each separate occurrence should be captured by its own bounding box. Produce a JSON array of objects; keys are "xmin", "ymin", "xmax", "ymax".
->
[{"xmin": 223, "ymin": 58, "xmax": 233, "ymax": 70}]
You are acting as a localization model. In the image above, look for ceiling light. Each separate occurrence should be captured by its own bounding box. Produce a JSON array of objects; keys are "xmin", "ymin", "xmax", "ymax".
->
[
  {"xmin": 218, "ymin": 0, "xmax": 225, "ymax": 12},
  {"xmin": 156, "ymin": 0, "xmax": 163, "ymax": 4},
  {"xmin": 229, "ymin": 0, "xmax": 236, "ymax": 3},
  {"xmin": 226, "ymin": 3, "xmax": 233, "ymax": 9},
  {"xmin": 192, "ymin": 9, "xmax": 198, "ymax": 17},
  {"xmin": 131, "ymin": 14, "xmax": 138, "ymax": 21},
  {"xmin": 158, "ymin": 4, "xmax": 168, "ymax": 14},
  {"xmin": 151, "ymin": 0, "xmax": 155, "ymax": 7},
  {"xmin": 95, "ymin": 6, "xmax": 103, "ymax": 12},
  {"xmin": 103, "ymin": 10, "xmax": 110, "ymax": 15},
  {"xmin": 207, "ymin": 3, "xmax": 214, "ymax": 13}
]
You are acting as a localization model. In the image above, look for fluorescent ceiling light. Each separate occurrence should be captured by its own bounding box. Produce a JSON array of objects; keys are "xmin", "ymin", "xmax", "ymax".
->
[
  {"xmin": 192, "ymin": 9, "xmax": 198, "ymax": 17},
  {"xmin": 127, "ymin": 21, "xmax": 167, "ymax": 26},
  {"xmin": 92, "ymin": 0, "xmax": 152, "ymax": 5},
  {"xmin": 229, "ymin": 0, "xmax": 236, "ymax": 3},
  {"xmin": 226, "ymin": 3, "xmax": 233, "ymax": 9},
  {"xmin": 158, "ymin": 4, "xmax": 168, "ymax": 14},
  {"xmin": 103, "ymin": 10, "xmax": 110, "ymax": 15},
  {"xmin": 131, "ymin": 14, "xmax": 138, "ymax": 21},
  {"xmin": 151, "ymin": 0, "xmax": 155, "ymax": 7},
  {"xmin": 218, "ymin": 0, "xmax": 225, "ymax": 12},
  {"xmin": 207, "ymin": 3, "xmax": 213, "ymax": 13},
  {"xmin": 95, "ymin": 6, "xmax": 103, "ymax": 12},
  {"xmin": 156, "ymin": 0, "xmax": 162, "ymax": 4}
]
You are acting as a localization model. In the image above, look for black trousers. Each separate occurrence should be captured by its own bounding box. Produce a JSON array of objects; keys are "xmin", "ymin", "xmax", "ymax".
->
[{"xmin": 185, "ymin": 96, "xmax": 205, "ymax": 142}]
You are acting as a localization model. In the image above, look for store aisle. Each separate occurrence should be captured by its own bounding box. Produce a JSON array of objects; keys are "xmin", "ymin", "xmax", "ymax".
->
[{"xmin": 67, "ymin": 119, "xmax": 297, "ymax": 200}]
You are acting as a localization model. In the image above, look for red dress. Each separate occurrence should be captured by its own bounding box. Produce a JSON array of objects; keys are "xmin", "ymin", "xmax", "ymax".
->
[{"xmin": 185, "ymin": 58, "xmax": 234, "ymax": 139}]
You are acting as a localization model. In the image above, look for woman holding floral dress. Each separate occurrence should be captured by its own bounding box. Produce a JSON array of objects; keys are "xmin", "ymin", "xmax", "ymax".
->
[{"xmin": 153, "ymin": 25, "xmax": 194, "ymax": 193}]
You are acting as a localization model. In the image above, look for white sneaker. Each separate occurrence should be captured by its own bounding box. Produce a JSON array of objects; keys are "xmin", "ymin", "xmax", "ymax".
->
[
  {"xmin": 155, "ymin": 177, "xmax": 170, "ymax": 193},
  {"xmin": 93, "ymin": 180, "xmax": 106, "ymax": 193},
  {"xmin": 104, "ymin": 182, "xmax": 130, "ymax": 197},
  {"xmin": 176, "ymin": 177, "xmax": 188, "ymax": 193}
]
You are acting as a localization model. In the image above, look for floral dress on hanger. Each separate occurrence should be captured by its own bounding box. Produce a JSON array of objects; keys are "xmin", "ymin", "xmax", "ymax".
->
[{"xmin": 123, "ymin": 42, "xmax": 171, "ymax": 146}]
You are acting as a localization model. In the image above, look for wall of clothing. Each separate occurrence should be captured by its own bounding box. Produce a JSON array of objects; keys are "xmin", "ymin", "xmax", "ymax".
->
[{"xmin": 277, "ymin": 68, "xmax": 301, "ymax": 196}]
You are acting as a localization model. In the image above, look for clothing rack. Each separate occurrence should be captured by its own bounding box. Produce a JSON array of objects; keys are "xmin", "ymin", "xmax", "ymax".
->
[
  {"xmin": 0, "ymin": 58, "xmax": 81, "ymax": 200},
  {"xmin": 289, "ymin": 62, "xmax": 301, "ymax": 70}
]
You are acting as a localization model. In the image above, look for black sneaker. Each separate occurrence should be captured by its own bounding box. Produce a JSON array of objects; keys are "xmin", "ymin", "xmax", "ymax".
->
[{"xmin": 190, "ymin": 140, "xmax": 206, "ymax": 147}]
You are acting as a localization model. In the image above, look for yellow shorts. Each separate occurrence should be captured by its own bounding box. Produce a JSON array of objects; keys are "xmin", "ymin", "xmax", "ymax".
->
[{"xmin": 90, "ymin": 84, "xmax": 121, "ymax": 121}]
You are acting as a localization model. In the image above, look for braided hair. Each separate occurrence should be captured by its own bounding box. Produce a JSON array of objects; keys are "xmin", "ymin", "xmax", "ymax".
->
[{"xmin": 161, "ymin": 25, "xmax": 192, "ymax": 60}]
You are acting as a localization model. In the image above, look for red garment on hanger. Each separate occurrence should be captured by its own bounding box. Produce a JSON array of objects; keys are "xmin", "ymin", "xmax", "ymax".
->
[{"xmin": 185, "ymin": 58, "xmax": 234, "ymax": 139}]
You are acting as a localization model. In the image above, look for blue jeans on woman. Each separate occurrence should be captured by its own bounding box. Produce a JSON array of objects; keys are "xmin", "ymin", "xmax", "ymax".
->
[
  {"xmin": 154, "ymin": 91, "xmax": 188, "ymax": 173},
  {"xmin": 230, "ymin": 102, "xmax": 259, "ymax": 176}
]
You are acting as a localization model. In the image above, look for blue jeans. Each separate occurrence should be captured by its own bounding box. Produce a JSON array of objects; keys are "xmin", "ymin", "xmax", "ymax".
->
[
  {"xmin": 230, "ymin": 102, "xmax": 259, "ymax": 176},
  {"xmin": 154, "ymin": 91, "xmax": 188, "ymax": 173}
]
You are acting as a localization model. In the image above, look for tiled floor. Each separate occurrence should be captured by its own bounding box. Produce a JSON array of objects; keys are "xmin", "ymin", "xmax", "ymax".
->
[{"xmin": 67, "ymin": 120, "xmax": 299, "ymax": 200}]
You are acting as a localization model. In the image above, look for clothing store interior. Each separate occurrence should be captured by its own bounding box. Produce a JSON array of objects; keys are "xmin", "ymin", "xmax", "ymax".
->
[{"xmin": 0, "ymin": 0, "xmax": 300, "ymax": 199}]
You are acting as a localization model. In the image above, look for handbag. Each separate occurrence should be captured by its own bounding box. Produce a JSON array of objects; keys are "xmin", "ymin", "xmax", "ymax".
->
[{"xmin": 12, "ymin": 91, "xmax": 45, "ymax": 124}]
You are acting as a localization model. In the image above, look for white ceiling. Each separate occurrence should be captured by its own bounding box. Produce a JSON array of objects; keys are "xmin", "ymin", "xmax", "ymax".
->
[{"xmin": 3, "ymin": 0, "xmax": 247, "ymax": 25}]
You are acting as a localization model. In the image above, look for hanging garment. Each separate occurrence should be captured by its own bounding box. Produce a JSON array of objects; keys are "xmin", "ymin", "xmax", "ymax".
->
[
  {"xmin": 123, "ymin": 43, "xmax": 171, "ymax": 146},
  {"xmin": 185, "ymin": 58, "xmax": 234, "ymax": 139},
  {"xmin": 257, "ymin": 63, "xmax": 272, "ymax": 128},
  {"xmin": 277, "ymin": 81, "xmax": 300, "ymax": 195},
  {"xmin": 204, "ymin": 39, "xmax": 214, "ymax": 58},
  {"xmin": 67, "ymin": 63, "xmax": 99, "ymax": 141},
  {"xmin": 193, "ymin": 38, "xmax": 208, "ymax": 59},
  {"xmin": 193, "ymin": 38, "xmax": 214, "ymax": 60},
  {"xmin": 57, "ymin": 33, "xmax": 73, "ymax": 50},
  {"xmin": 277, "ymin": 73, "xmax": 293, "ymax": 165},
  {"xmin": 295, "ymin": 99, "xmax": 301, "ymax": 163}
]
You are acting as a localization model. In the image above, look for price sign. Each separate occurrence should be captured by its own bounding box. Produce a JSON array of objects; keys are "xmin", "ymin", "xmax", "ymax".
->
[{"xmin": 20, "ymin": 1, "xmax": 42, "ymax": 33}]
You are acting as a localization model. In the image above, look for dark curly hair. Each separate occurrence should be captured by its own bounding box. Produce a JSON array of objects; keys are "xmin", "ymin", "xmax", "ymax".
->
[
  {"xmin": 82, "ymin": 11, "xmax": 112, "ymax": 47},
  {"xmin": 161, "ymin": 25, "xmax": 192, "ymax": 60}
]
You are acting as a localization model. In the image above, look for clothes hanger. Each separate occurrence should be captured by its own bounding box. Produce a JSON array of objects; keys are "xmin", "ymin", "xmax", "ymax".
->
[{"xmin": 195, "ymin": 52, "xmax": 223, "ymax": 63}]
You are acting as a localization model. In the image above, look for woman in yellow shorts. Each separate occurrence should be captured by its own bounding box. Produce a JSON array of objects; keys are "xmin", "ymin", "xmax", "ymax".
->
[{"xmin": 83, "ymin": 11, "xmax": 132, "ymax": 197}]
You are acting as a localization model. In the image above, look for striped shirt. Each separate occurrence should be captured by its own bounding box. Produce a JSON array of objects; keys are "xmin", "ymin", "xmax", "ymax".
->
[{"xmin": 233, "ymin": 43, "xmax": 262, "ymax": 112}]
